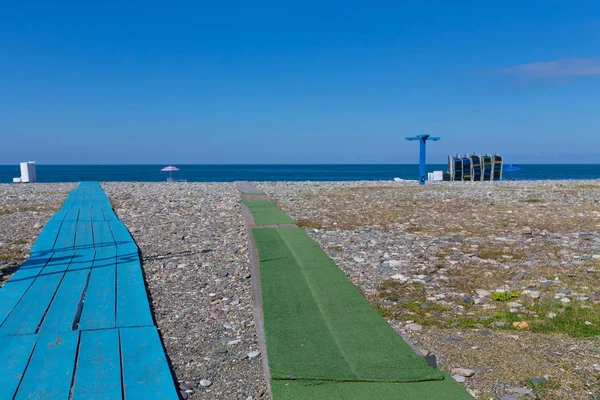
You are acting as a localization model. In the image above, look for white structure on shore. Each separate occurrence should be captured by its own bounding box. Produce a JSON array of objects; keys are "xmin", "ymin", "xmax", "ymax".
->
[{"xmin": 13, "ymin": 162, "xmax": 37, "ymax": 183}]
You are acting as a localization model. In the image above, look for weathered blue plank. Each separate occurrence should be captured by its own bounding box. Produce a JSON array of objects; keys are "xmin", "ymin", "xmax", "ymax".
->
[
  {"xmin": 120, "ymin": 326, "xmax": 179, "ymax": 400},
  {"xmin": 0, "ymin": 254, "xmax": 52, "ymax": 326},
  {"xmin": 109, "ymin": 220, "xmax": 135, "ymax": 249},
  {"xmin": 93, "ymin": 221, "xmax": 115, "ymax": 249},
  {"xmin": 14, "ymin": 331, "xmax": 79, "ymax": 400},
  {"xmin": 54, "ymin": 209, "xmax": 79, "ymax": 252},
  {"xmin": 0, "ymin": 251, "xmax": 73, "ymax": 335},
  {"xmin": 78, "ymin": 248, "xmax": 117, "ymax": 330},
  {"xmin": 72, "ymin": 329, "xmax": 122, "ymax": 400},
  {"xmin": 0, "ymin": 334, "xmax": 38, "ymax": 400},
  {"xmin": 38, "ymin": 251, "xmax": 94, "ymax": 333},
  {"xmin": 75, "ymin": 220, "xmax": 94, "ymax": 252},
  {"xmin": 116, "ymin": 250, "xmax": 153, "ymax": 328},
  {"xmin": 30, "ymin": 220, "xmax": 62, "ymax": 254}
]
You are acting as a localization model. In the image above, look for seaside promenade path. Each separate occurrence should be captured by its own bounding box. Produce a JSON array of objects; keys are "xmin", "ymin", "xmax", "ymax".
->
[
  {"xmin": 237, "ymin": 181, "xmax": 473, "ymax": 400},
  {"xmin": 0, "ymin": 182, "xmax": 178, "ymax": 399}
]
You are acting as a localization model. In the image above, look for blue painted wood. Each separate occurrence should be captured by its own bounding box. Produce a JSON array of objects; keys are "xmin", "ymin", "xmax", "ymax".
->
[
  {"xmin": 108, "ymin": 220, "xmax": 135, "ymax": 249},
  {"xmin": 75, "ymin": 220, "xmax": 94, "ymax": 252},
  {"xmin": 0, "ymin": 251, "xmax": 73, "ymax": 335},
  {"xmin": 93, "ymin": 221, "xmax": 115, "ymax": 249},
  {"xmin": 38, "ymin": 251, "xmax": 94, "ymax": 333},
  {"xmin": 116, "ymin": 250, "xmax": 153, "ymax": 328},
  {"xmin": 78, "ymin": 248, "xmax": 117, "ymax": 330},
  {"xmin": 54, "ymin": 209, "xmax": 79, "ymax": 252},
  {"xmin": 14, "ymin": 330, "xmax": 79, "ymax": 400},
  {"xmin": 30, "ymin": 221, "xmax": 62, "ymax": 254},
  {"xmin": 0, "ymin": 333, "xmax": 38, "ymax": 400},
  {"xmin": 0, "ymin": 253, "xmax": 52, "ymax": 326},
  {"xmin": 120, "ymin": 326, "xmax": 179, "ymax": 400},
  {"xmin": 72, "ymin": 329, "xmax": 122, "ymax": 400}
]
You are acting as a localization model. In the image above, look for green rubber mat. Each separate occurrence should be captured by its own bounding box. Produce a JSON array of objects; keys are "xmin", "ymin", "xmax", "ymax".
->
[
  {"xmin": 254, "ymin": 228, "xmax": 447, "ymax": 384},
  {"xmin": 271, "ymin": 375, "xmax": 471, "ymax": 399},
  {"xmin": 243, "ymin": 200, "xmax": 294, "ymax": 225}
]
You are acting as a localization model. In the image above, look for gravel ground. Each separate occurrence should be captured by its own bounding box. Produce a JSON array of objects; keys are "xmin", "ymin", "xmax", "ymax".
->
[{"xmin": 257, "ymin": 180, "xmax": 600, "ymax": 400}]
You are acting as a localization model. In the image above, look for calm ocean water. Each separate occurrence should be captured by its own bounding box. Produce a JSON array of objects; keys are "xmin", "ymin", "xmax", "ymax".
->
[{"xmin": 1, "ymin": 164, "xmax": 600, "ymax": 183}]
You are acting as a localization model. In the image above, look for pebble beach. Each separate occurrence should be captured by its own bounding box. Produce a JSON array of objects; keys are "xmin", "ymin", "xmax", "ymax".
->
[{"xmin": 2, "ymin": 180, "xmax": 600, "ymax": 400}]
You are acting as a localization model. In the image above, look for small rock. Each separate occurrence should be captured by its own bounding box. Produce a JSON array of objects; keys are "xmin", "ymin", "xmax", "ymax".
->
[
  {"xmin": 512, "ymin": 321, "xmax": 529, "ymax": 330},
  {"xmin": 353, "ymin": 257, "xmax": 366, "ymax": 263},
  {"xmin": 405, "ymin": 323, "xmax": 423, "ymax": 331},
  {"xmin": 500, "ymin": 396, "xmax": 519, "ymax": 400},
  {"xmin": 462, "ymin": 296, "xmax": 474, "ymax": 305},
  {"xmin": 547, "ymin": 312, "xmax": 557, "ymax": 319},
  {"xmin": 560, "ymin": 297, "xmax": 571, "ymax": 303},
  {"xmin": 511, "ymin": 387, "xmax": 533, "ymax": 395},
  {"xmin": 578, "ymin": 296, "xmax": 590, "ymax": 301},
  {"xmin": 425, "ymin": 354, "xmax": 437, "ymax": 368},
  {"xmin": 200, "ymin": 379, "xmax": 212, "ymax": 387},
  {"xmin": 530, "ymin": 377, "xmax": 547, "ymax": 385},
  {"xmin": 526, "ymin": 290, "xmax": 541, "ymax": 299},
  {"xmin": 248, "ymin": 350, "xmax": 260, "ymax": 359},
  {"xmin": 511, "ymin": 271, "xmax": 526, "ymax": 280},
  {"xmin": 179, "ymin": 382, "xmax": 193, "ymax": 391},
  {"xmin": 451, "ymin": 368, "xmax": 476, "ymax": 377},
  {"xmin": 452, "ymin": 375, "xmax": 466, "ymax": 383},
  {"xmin": 476, "ymin": 289, "xmax": 491, "ymax": 297},
  {"xmin": 388, "ymin": 260, "xmax": 402, "ymax": 267},
  {"xmin": 507, "ymin": 302, "xmax": 522, "ymax": 308}
]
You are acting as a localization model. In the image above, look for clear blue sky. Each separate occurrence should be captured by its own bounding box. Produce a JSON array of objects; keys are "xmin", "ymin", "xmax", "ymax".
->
[{"xmin": 1, "ymin": 1, "xmax": 599, "ymax": 164}]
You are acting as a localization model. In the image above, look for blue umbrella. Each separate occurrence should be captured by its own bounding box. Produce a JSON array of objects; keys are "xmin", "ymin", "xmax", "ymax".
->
[{"xmin": 503, "ymin": 164, "xmax": 520, "ymax": 180}]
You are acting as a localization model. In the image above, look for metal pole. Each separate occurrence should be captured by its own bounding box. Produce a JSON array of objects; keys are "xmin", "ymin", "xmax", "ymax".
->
[{"xmin": 419, "ymin": 137, "xmax": 426, "ymax": 185}]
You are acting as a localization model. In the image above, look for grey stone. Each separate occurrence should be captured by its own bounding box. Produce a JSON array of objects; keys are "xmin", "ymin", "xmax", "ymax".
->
[
  {"xmin": 451, "ymin": 368, "xmax": 476, "ymax": 377},
  {"xmin": 530, "ymin": 377, "xmax": 547, "ymax": 385},
  {"xmin": 462, "ymin": 296, "xmax": 474, "ymax": 305},
  {"xmin": 425, "ymin": 354, "xmax": 437, "ymax": 369},
  {"xmin": 200, "ymin": 379, "xmax": 212, "ymax": 387},
  {"xmin": 452, "ymin": 375, "xmax": 466, "ymax": 383},
  {"xmin": 248, "ymin": 350, "xmax": 260, "ymax": 359},
  {"xmin": 405, "ymin": 323, "xmax": 423, "ymax": 331},
  {"xmin": 511, "ymin": 271, "xmax": 526, "ymax": 280},
  {"xmin": 511, "ymin": 387, "xmax": 533, "ymax": 395}
]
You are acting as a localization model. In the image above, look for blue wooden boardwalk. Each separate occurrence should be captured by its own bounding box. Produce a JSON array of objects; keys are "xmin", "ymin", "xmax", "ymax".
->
[{"xmin": 0, "ymin": 182, "xmax": 179, "ymax": 399}]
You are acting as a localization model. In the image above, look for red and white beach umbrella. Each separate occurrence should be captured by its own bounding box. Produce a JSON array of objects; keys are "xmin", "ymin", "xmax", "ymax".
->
[{"xmin": 160, "ymin": 166, "xmax": 180, "ymax": 181}]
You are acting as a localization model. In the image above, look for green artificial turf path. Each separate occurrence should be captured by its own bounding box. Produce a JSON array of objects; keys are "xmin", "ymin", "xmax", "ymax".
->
[
  {"xmin": 253, "ymin": 227, "xmax": 472, "ymax": 399},
  {"xmin": 242, "ymin": 200, "xmax": 294, "ymax": 225}
]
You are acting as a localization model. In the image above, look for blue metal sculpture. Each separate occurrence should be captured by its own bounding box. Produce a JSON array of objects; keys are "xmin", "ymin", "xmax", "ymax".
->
[{"xmin": 405, "ymin": 134, "xmax": 441, "ymax": 185}]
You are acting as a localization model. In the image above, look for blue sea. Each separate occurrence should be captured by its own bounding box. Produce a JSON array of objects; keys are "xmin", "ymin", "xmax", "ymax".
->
[{"xmin": 1, "ymin": 164, "xmax": 600, "ymax": 183}]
